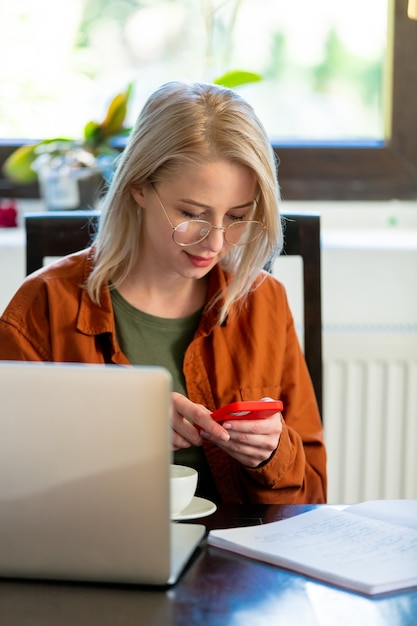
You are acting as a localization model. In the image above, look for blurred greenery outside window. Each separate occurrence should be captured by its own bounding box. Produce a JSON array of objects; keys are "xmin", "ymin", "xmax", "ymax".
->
[
  {"xmin": 0, "ymin": 0, "xmax": 387, "ymax": 141},
  {"xmin": 0, "ymin": 0, "xmax": 416, "ymax": 200}
]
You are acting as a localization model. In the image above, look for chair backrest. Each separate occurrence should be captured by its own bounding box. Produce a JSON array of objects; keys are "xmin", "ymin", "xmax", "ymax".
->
[
  {"xmin": 274, "ymin": 213, "xmax": 322, "ymax": 418},
  {"xmin": 25, "ymin": 211, "xmax": 99, "ymax": 276},
  {"xmin": 25, "ymin": 210, "xmax": 322, "ymax": 418}
]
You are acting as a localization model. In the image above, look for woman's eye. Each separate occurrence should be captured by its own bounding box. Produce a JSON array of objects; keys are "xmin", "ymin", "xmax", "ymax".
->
[
  {"xmin": 227, "ymin": 214, "xmax": 245, "ymax": 222},
  {"xmin": 180, "ymin": 210, "xmax": 201, "ymax": 220}
]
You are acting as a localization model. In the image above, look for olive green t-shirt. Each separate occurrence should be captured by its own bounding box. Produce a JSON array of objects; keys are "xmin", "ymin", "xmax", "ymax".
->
[
  {"xmin": 110, "ymin": 288, "xmax": 220, "ymax": 501},
  {"xmin": 111, "ymin": 288, "xmax": 201, "ymax": 396}
]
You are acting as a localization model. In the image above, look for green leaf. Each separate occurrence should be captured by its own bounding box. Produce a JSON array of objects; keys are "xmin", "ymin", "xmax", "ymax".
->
[
  {"xmin": 2, "ymin": 144, "xmax": 39, "ymax": 183},
  {"xmin": 101, "ymin": 83, "xmax": 132, "ymax": 135},
  {"xmin": 214, "ymin": 70, "xmax": 262, "ymax": 89},
  {"xmin": 2, "ymin": 138, "xmax": 74, "ymax": 183},
  {"xmin": 83, "ymin": 83, "xmax": 133, "ymax": 149},
  {"xmin": 83, "ymin": 121, "xmax": 105, "ymax": 148}
]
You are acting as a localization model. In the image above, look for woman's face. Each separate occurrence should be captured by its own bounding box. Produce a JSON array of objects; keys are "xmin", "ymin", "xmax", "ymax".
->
[{"xmin": 131, "ymin": 159, "xmax": 258, "ymax": 280}]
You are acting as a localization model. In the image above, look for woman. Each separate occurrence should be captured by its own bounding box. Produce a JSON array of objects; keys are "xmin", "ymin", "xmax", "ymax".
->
[{"xmin": 0, "ymin": 81, "xmax": 326, "ymax": 504}]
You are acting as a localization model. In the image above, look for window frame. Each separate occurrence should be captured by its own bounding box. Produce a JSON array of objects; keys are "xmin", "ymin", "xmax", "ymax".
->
[{"xmin": 1, "ymin": 0, "xmax": 416, "ymax": 202}]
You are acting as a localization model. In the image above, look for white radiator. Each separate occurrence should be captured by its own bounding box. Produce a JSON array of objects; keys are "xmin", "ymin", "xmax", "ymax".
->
[{"xmin": 323, "ymin": 329, "xmax": 417, "ymax": 504}]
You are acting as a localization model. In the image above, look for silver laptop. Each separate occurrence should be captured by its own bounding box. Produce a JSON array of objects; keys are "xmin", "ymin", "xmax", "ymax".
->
[{"xmin": 0, "ymin": 361, "xmax": 205, "ymax": 585}]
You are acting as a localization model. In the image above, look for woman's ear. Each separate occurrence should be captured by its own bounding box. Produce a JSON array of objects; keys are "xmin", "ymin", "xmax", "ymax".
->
[{"xmin": 130, "ymin": 184, "xmax": 146, "ymax": 206}]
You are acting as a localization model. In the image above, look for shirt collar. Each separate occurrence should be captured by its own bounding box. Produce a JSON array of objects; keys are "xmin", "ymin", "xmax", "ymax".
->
[{"xmin": 76, "ymin": 248, "xmax": 115, "ymax": 337}]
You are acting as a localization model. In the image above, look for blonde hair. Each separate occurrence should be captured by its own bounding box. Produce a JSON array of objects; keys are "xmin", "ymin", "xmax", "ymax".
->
[{"xmin": 87, "ymin": 81, "xmax": 283, "ymax": 324}]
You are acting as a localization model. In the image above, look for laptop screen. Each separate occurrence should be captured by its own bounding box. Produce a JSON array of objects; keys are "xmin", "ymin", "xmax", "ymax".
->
[{"xmin": 0, "ymin": 362, "xmax": 196, "ymax": 584}]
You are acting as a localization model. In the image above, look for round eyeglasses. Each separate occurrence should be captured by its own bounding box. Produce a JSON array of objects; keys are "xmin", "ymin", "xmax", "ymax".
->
[{"xmin": 152, "ymin": 185, "xmax": 265, "ymax": 247}]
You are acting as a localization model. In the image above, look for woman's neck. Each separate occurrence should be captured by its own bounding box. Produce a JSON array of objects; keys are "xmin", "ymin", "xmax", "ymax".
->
[{"xmin": 117, "ymin": 265, "xmax": 207, "ymax": 319}]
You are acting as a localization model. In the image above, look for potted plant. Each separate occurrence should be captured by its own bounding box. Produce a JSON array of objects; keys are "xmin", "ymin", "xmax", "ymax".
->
[{"xmin": 2, "ymin": 84, "xmax": 132, "ymax": 210}]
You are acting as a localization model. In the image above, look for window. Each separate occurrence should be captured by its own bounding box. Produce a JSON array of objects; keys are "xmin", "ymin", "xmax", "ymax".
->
[
  {"xmin": 0, "ymin": 0, "xmax": 416, "ymax": 200},
  {"xmin": 274, "ymin": 0, "xmax": 417, "ymax": 200},
  {"xmin": 0, "ymin": 0, "xmax": 387, "ymax": 143}
]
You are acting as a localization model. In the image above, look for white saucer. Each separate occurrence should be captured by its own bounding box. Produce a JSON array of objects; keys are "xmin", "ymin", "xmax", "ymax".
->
[{"xmin": 171, "ymin": 496, "xmax": 217, "ymax": 521}]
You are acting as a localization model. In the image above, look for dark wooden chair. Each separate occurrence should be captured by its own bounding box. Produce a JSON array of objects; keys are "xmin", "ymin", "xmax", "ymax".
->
[
  {"xmin": 25, "ymin": 211, "xmax": 100, "ymax": 276},
  {"xmin": 25, "ymin": 210, "xmax": 322, "ymax": 417},
  {"xmin": 275, "ymin": 213, "xmax": 322, "ymax": 418}
]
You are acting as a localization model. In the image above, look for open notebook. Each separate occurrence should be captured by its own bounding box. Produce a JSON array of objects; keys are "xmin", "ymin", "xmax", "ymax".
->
[{"xmin": 0, "ymin": 361, "xmax": 205, "ymax": 585}]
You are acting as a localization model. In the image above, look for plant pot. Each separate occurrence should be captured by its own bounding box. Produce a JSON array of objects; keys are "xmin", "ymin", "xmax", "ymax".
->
[{"xmin": 39, "ymin": 167, "xmax": 103, "ymax": 211}]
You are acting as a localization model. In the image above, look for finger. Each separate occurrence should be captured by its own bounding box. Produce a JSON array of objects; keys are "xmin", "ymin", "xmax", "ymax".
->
[
  {"xmin": 172, "ymin": 392, "xmax": 230, "ymax": 443},
  {"xmin": 204, "ymin": 427, "xmax": 279, "ymax": 458},
  {"xmin": 172, "ymin": 415, "xmax": 202, "ymax": 446},
  {"xmin": 215, "ymin": 439, "xmax": 275, "ymax": 468},
  {"xmin": 196, "ymin": 414, "xmax": 231, "ymax": 442},
  {"xmin": 227, "ymin": 431, "xmax": 279, "ymax": 456},
  {"xmin": 223, "ymin": 413, "xmax": 282, "ymax": 435},
  {"xmin": 222, "ymin": 419, "xmax": 268, "ymax": 434},
  {"xmin": 208, "ymin": 418, "xmax": 281, "ymax": 460},
  {"xmin": 172, "ymin": 432, "xmax": 192, "ymax": 451}
]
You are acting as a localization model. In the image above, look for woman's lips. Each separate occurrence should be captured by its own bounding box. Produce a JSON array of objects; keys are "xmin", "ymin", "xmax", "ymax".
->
[{"xmin": 185, "ymin": 252, "xmax": 216, "ymax": 268}]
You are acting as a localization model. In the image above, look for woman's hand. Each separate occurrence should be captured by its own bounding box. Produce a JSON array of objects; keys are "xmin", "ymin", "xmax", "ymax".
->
[
  {"xmin": 201, "ymin": 399, "xmax": 283, "ymax": 468},
  {"xmin": 171, "ymin": 392, "xmax": 230, "ymax": 451}
]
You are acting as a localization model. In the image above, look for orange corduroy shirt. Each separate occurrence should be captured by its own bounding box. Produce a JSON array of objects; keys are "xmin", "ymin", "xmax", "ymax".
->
[{"xmin": 0, "ymin": 248, "xmax": 327, "ymax": 504}]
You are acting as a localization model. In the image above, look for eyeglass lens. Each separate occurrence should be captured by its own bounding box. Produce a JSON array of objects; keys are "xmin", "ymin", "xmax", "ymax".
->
[{"xmin": 173, "ymin": 220, "xmax": 264, "ymax": 246}]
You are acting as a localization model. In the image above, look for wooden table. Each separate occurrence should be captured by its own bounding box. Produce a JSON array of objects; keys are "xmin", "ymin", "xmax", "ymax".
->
[{"xmin": 0, "ymin": 504, "xmax": 416, "ymax": 626}]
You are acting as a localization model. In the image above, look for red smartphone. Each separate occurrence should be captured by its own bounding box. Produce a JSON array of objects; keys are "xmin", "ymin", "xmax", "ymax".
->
[{"xmin": 211, "ymin": 400, "xmax": 283, "ymax": 423}]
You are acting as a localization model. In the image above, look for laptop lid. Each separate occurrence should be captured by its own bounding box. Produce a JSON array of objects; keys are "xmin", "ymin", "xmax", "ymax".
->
[{"xmin": 0, "ymin": 361, "xmax": 205, "ymax": 585}]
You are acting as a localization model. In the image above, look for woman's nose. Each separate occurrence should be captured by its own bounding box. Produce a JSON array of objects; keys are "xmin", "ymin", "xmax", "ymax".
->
[{"xmin": 203, "ymin": 225, "xmax": 226, "ymax": 251}]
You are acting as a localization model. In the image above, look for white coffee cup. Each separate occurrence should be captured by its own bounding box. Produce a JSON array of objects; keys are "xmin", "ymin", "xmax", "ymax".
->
[{"xmin": 170, "ymin": 464, "xmax": 198, "ymax": 516}]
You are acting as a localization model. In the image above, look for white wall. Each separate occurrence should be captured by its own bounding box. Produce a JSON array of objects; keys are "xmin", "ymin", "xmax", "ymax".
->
[{"xmin": 278, "ymin": 200, "xmax": 417, "ymax": 503}]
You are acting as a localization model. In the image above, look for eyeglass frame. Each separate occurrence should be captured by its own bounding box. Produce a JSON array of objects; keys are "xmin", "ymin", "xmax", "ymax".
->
[{"xmin": 151, "ymin": 184, "xmax": 266, "ymax": 248}]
